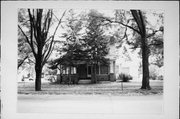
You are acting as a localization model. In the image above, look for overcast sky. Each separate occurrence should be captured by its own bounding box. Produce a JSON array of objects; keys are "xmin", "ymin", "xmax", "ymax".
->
[{"xmin": 50, "ymin": 9, "xmax": 163, "ymax": 42}]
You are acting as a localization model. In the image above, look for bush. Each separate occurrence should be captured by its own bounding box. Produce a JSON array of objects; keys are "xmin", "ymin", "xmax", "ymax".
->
[
  {"xmin": 149, "ymin": 72, "xmax": 157, "ymax": 80},
  {"xmin": 118, "ymin": 73, "xmax": 132, "ymax": 82},
  {"xmin": 149, "ymin": 64, "xmax": 163, "ymax": 80},
  {"xmin": 44, "ymin": 75, "xmax": 56, "ymax": 82},
  {"xmin": 157, "ymin": 75, "xmax": 163, "ymax": 80}
]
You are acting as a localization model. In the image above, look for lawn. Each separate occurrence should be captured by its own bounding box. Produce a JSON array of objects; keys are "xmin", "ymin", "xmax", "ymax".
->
[{"xmin": 18, "ymin": 80, "xmax": 163, "ymax": 96}]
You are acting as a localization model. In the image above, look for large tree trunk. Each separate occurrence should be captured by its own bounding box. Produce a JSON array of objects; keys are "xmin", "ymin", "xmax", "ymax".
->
[
  {"xmin": 141, "ymin": 36, "xmax": 151, "ymax": 90},
  {"xmin": 35, "ymin": 47, "xmax": 43, "ymax": 91},
  {"xmin": 131, "ymin": 10, "xmax": 151, "ymax": 90},
  {"xmin": 35, "ymin": 62, "xmax": 42, "ymax": 91}
]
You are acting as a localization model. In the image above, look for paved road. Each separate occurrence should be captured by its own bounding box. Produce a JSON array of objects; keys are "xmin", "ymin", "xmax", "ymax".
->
[{"xmin": 17, "ymin": 95, "xmax": 163, "ymax": 114}]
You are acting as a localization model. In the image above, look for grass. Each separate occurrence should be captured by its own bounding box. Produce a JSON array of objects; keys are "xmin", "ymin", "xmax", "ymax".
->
[{"xmin": 18, "ymin": 80, "xmax": 163, "ymax": 96}]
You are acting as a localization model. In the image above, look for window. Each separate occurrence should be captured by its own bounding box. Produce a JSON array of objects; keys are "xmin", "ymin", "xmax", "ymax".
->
[
  {"xmin": 100, "ymin": 65, "xmax": 108, "ymax": 74},
  {"xmin": 71, "ymin": 67, "xmax": 76, "ymax": 74},
  {"xmin": 63, "ymin": 67, "xmax": 76, "ymax": 74},
  {"xmin": 95, "ymin": 64, "xmax": 108, "ymax": 74},
  {"xmin": 96, "ymin": 65, "xmax": 99, "ymax": 74}
]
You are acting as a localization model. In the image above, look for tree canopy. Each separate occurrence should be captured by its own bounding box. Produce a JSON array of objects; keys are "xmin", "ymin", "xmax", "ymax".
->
[{"xmin": 51, "ymin": 10, "xmax": 110, "ymax": 68}]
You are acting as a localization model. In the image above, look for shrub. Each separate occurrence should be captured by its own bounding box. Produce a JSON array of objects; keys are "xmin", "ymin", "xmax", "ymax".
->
[
  {"xmin": 157, "ymin": 75, "xmax": 163, "ymax": 80},
  {"xmin": 149, "ymin": 64, "xmax": 163, "ymax": 80},
  {"xmin": 118, "ymin": 73, "xmax": 132, "ymax": 82},
  {"xmin": 44, "ymin": 75, "xmax": 56, "ymax": 82},
  {"xmin": 149, "ymin": 72, "xmax": 157, "ymax": 80}
]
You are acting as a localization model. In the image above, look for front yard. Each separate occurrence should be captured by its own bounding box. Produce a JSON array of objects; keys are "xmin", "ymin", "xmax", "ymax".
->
[{"xmin": 18, "ymin": 80, "xmax": 163, "ymax": 96}]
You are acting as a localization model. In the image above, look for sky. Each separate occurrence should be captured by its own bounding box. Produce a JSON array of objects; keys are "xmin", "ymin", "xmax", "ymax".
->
[
  {"xmin": 50, "ymin": 9, "xmax": 163, "ymax": 41},
  {"xmin": 50, "ymin": 9, "xmax": 115, "ymax": 41}
]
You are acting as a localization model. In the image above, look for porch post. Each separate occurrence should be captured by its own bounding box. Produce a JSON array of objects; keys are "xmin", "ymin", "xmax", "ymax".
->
[
  {"xmin": 110, "ymin": 60, "xmax": 116, "ymax": 82},
  {"xmin": 99, "ymin": 63, "xmax": 100, "ymax": 75},
  {"xmin": 113, "ymin": 61, "xmax": 115, "ymax": 74},
  {"xmin": 91, "ymin": 64, "xmax": 96, "ymax": 83}
]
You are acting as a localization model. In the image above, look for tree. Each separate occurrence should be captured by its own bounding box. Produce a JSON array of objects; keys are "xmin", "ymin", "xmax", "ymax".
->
[
  {"xmin": 48, "ymin": 10, "xmax": 86, "ymax": 84},
  {"xmin": 61, "ymin": 9, "xmax": 85, "ymax": 61},
  {"xmin": 130, "ymin": 10, "xmax": 163, "ymax": 89},
  {"xmin": 95, "ymin": 10, "xmax": 163, "ymax": 89},
  {"xmin": 18, "ymin": 9, "xmax": 66, "ymax": 91},
  {"xmin": 130, "ymin": 10, "xmax": 151, "ymax": 89},
  {"xmin": 83, "ymin": 10, "xmax": 110, "ymax": 83},
  {"xmin": 51, "ymin": 10, "xmax": 110, "ymax": 84}
]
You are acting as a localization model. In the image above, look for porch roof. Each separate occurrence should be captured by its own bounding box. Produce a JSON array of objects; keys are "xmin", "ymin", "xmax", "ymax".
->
[{"xmin": 52, "ymin": 57, "xmax": 112, "ymax": 66}]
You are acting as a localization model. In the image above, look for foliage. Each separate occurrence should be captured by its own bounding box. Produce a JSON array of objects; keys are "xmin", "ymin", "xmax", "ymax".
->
[
  {"xmin": 128, "ymin": 11, "xmax": 164, "ymax": 67},
  {"xmin": 149, "ymin": 34, "xmax": 163, "ymax": 67},
  {"xmin": 18, "ymin": 9, "xmax": 34, "ymax": 68},
  {"xmin": 149, "ymin": 73, "xmax": 163, "ymax": 80},
  {"xmin": 82, "ymin": 10, "xmax": 110, "ymax": 63},
  {"xmin": 149, "ymin": 65, "xmax": 163, "ymax": 80},
  {"xmin": 49, "ymin": 10, "xmax": 111, "ymax": 84},
  {"xmin": 52, "ymin": 10, "xmax": 110, "ymax": 67},
  {"xmin": 62, "ymin": 10, "xmax": 87, "ymax": 63},
  {"xmin": 113, "ymin": 10, "xmax": 163, "ymax": 89},
  {"xmin": 118, "ymin": 73, "xmax": 133, "ymax": 82},
  {"xmin": 112, "ymin": 10, "xmax": 164, "ymax": 68}
]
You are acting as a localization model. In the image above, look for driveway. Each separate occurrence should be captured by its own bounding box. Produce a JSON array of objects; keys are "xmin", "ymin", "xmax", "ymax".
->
[{"xmin": 17, "ymin": 94, "xmax": 163, "ymax": 114}]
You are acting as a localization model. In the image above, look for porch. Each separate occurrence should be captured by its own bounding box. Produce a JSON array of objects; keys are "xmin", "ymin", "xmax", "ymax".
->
[{"xmin": 56, "ymin": 60, "xmax": 116, "ymax": 83}]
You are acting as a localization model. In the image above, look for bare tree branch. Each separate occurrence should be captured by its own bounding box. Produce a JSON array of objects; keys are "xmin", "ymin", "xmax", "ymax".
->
[
  {"xmin": 18, "ymin": 25, "xmax": 37, "ymax": 57},
  {"xmin": 44, "ymin": 10, "xmax": 53, "ymax": 39},
  {"xmin": 18, "ymin": 55, "xmax": 28, "ymax": 68},
  {"xmin": 131, "ymin": 10, "xmax": 143, "ymax": 34},
  {"xmin": 27, "ymin": 9, "xmax": 39, "ymax": 58},
  {"xmin": 43, "ymin": 10, "xmax": 66, "ymax": 64},
  {"xmin": 18, "ymin": 25, "xmax": 30, "ymax": 44},
  {"xmin": 92, "ymin": 15, "xmax": 141, "ymax": 34},
  {"xmin": 148, "ymin": 39, "xmax": 163, "ymax": 47},
  {"xmin": 28, "ymin": 9, "xmax": 37, "ymax": 41},
  {"xmin": 28, "ymin": 58, "xmax": 35, "ymax": 64},
  {"xmin": 42, "ymin": 10, "xmax": 50, "ymax": 33},
  {"xmin": 42, "ymin": 39, "xmax": 52, "ymax": 57}
]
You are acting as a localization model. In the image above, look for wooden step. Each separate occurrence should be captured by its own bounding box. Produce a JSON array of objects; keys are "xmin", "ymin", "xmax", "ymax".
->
[{"xmin": 78, "ymin": 80, "xmax": 91, "ymax": 84}]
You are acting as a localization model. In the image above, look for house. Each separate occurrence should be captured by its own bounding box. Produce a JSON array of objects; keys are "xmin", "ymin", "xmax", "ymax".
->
[
  {"xmin": 105, "ymin": 44, "xmax": 141, "ymax": 81},
  {"xmin": 55, "ymin": 58, "xmax": 116, "ymax": 84},
  {"xmin": 52, "ymin": 42, "xmax": 142, "ymax": 83}
]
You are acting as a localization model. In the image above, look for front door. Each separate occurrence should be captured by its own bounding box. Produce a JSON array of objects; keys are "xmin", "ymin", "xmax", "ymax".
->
[{"xmin": 77, "ymin": 64, "xmax": 87, "ymax": 79}]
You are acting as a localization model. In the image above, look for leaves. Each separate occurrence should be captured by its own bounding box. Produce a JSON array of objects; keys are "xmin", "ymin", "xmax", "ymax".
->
[{"xmin": 51, "ymin": 10, "xmax": 110, "ymax": 67}]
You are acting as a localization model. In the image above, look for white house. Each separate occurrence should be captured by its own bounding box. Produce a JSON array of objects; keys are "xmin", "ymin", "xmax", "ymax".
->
[{"xmin": 106, "ymin": 43, "xmax": 141, "ymax": 81}]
